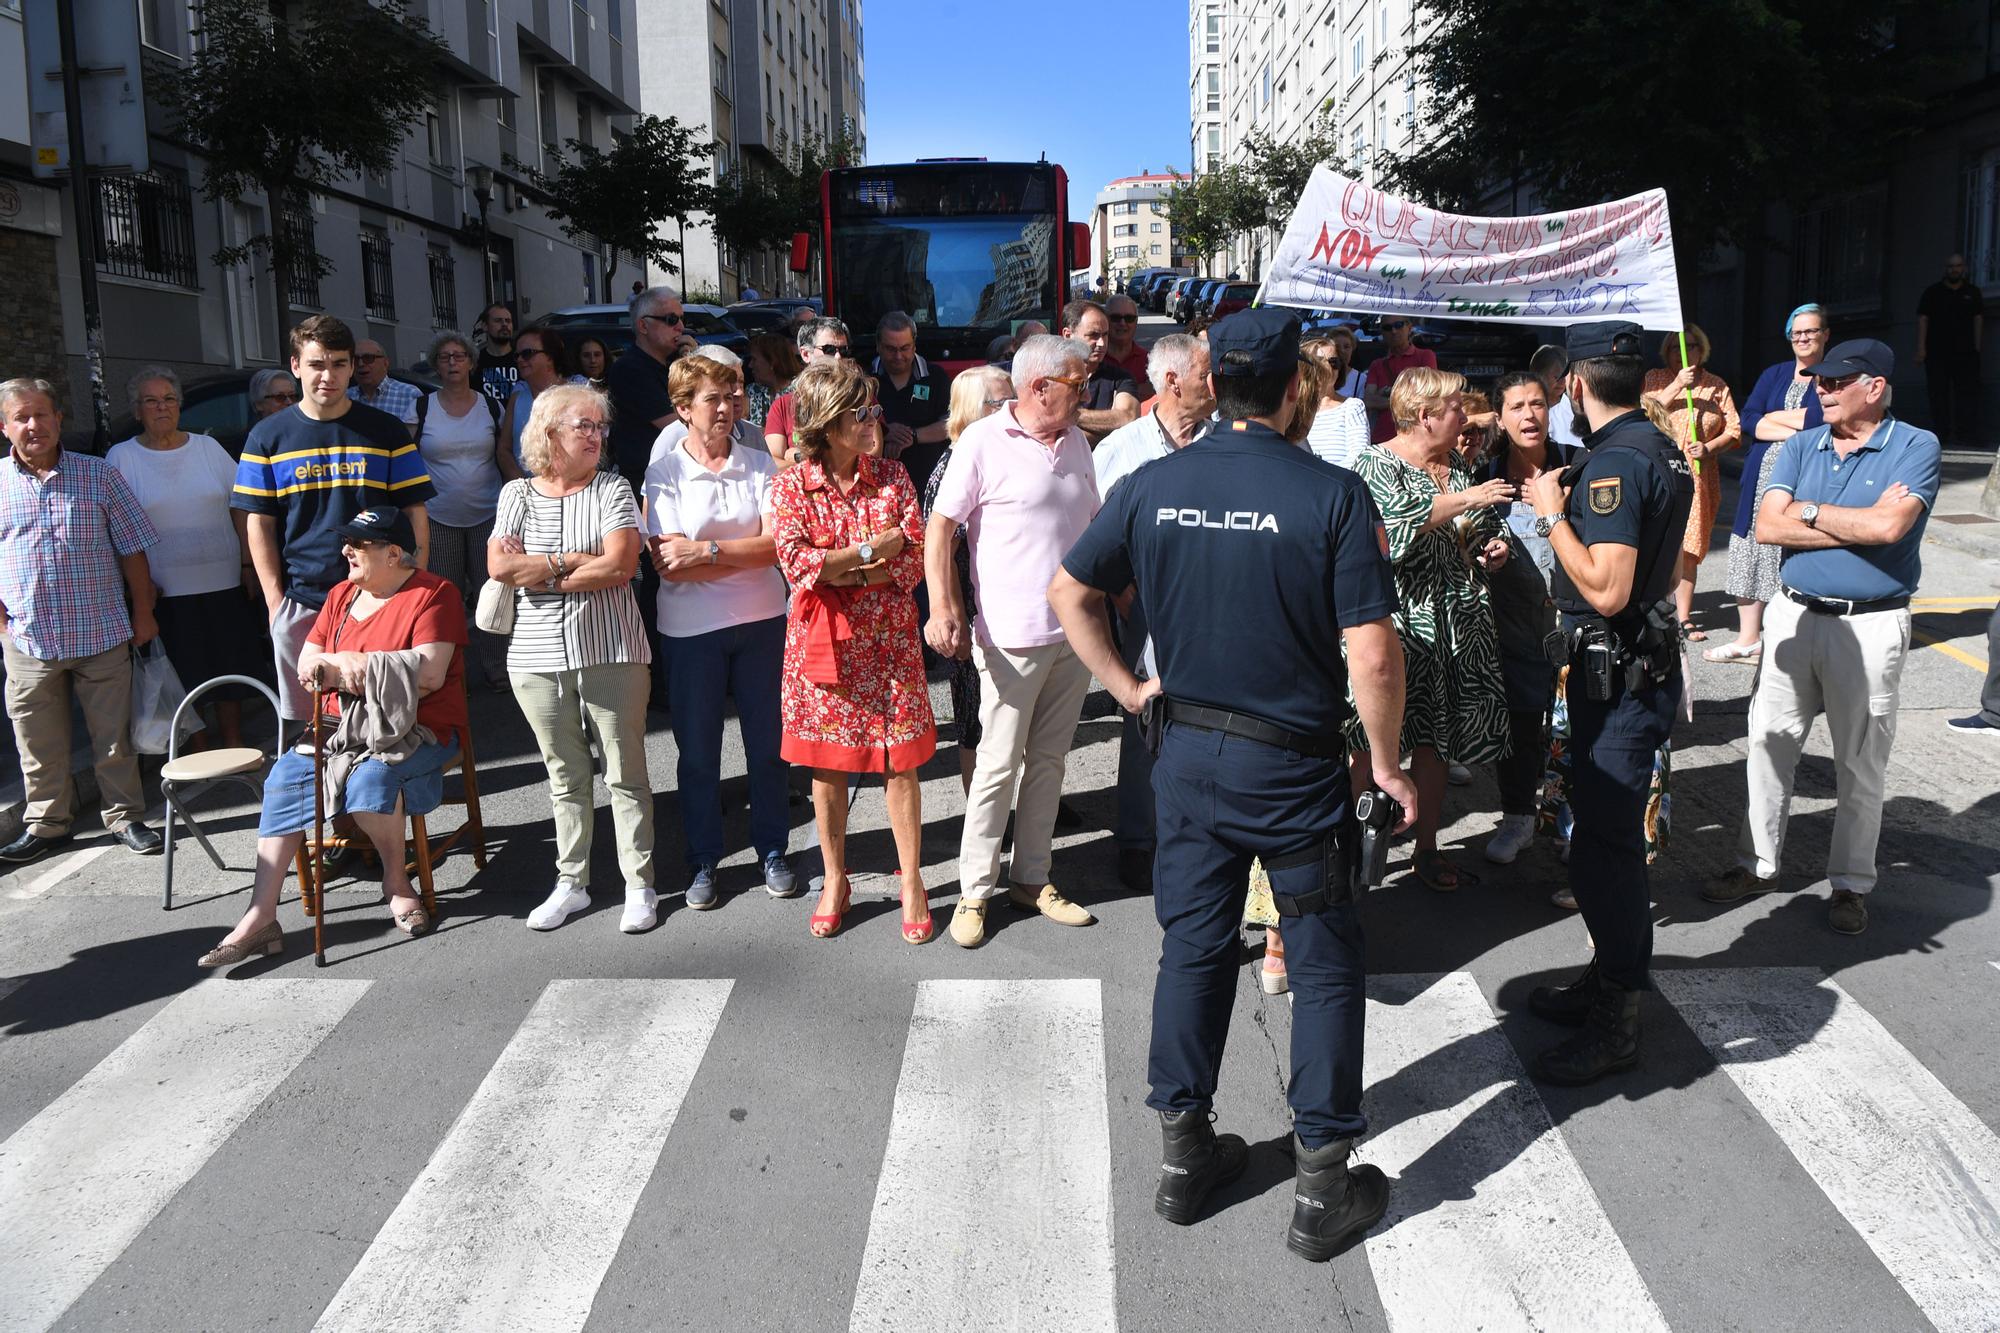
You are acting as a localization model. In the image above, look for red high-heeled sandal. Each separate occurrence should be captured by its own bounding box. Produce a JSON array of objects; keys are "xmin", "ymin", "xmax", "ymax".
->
[
  {"xmin": 809, "ymin": 876, "xmax": 851, "ymax": 939},
  {"xmin": 900, "ymin": 875, "xmax": 934, "ymax": 945}
]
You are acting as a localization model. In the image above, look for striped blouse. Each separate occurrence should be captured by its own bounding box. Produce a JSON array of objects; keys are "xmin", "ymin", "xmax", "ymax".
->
[{"xmin": 496, "ymin": 474, "xmax": 652, "ymax": 673}]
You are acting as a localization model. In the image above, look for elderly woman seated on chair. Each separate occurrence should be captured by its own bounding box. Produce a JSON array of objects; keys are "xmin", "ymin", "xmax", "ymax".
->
[{"xmin": 197, "ymin": 506, "xmax": 468, "ymax": 967}]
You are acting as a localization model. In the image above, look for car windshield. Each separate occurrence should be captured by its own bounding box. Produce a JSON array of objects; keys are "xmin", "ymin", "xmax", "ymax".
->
[{"xmin": 832, "ymin": 214, "xmax": 1054, "ymax": 336}]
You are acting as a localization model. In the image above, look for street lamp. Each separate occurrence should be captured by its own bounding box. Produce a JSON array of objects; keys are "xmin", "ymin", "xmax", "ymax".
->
[{"xmin": 469, "ymin": 164, "xmax": 495, "ymax": 309}]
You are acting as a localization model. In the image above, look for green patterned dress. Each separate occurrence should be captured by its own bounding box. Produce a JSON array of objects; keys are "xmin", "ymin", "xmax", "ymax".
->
[{"xmin": 1343, "ymin": 443, "xmax": 1510, "ymax": 764}]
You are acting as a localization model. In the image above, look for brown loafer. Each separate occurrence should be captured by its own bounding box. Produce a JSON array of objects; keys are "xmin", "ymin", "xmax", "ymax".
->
[
  {"xmin": 197, "ymin": 919, "xmax": 283, "ymax": 968},
  {"xmin": 1701, "ymin": 866, "xmax": 1778, "ymax": 904}
]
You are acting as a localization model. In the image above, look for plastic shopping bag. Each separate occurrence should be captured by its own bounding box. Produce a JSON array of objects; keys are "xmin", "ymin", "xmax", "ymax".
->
[{"xmin": 129, "ymin": 640, "xmax": 194, "ymax": 755}]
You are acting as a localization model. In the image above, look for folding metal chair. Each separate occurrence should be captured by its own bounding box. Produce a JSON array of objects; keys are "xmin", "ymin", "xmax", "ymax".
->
[{"xmin": 159, "ymin": 675, "xmax": 284, "ymax": 910}]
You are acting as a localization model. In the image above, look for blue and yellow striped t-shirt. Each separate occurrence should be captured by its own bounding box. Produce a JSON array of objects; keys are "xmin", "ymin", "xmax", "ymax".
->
[{"xmin": 230, "ymin": 401, "xmax": 436, "ymax": 608}]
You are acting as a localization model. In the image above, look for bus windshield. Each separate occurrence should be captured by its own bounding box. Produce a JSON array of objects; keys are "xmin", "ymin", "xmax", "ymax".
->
[{"xmin": 830, "ymin": 213, "xmax": 1055, "ymax": 337}]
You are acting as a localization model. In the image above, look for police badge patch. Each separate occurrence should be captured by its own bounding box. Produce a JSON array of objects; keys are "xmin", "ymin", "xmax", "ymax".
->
[{"xmin": 1588, "ymin": 477, "xmax": 1622, "ymax": 514}]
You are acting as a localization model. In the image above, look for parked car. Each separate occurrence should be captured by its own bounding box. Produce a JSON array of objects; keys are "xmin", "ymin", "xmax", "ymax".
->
[
  {"xmin": 99, "ymin": 368, "xmax": 440, "ymax": 459},
  {"xmin": 1165, "ymin": 277, "xmax": 1200, "ymax": 321},
  {"xmin": 1143, "ymin": 271, "xmax": 1183, "ymax": 311},
  {"xmin": 721, "ymin": 304, "xmax": 791, "ymax": 334},
  {"xmin": 732, "ymin": 297, "xmax": 821, "ymax": 320},
  {"xmin": 1209, "ymin": 282, "xmax": 1259, "ymax": 321},
  {"xmin": 1188, "ymin": 279, "xmax": 1227, "ymax": 323}
]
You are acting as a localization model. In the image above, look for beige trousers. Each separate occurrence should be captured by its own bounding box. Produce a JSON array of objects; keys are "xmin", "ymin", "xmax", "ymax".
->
[
  {"xmin": 512, "ymin": 663, "xmax": 656, "ymax": 890},
  {"xmin": 1737, "ymin": 592, "xmax": 1910, "ymax": 893},
  {"xmin": 2, "ymin": 639, "xmax": 146, "ymax": 836},
  {"xmin": 957, "ymin": 640, "xmax": 1093, "ymax": 900}
]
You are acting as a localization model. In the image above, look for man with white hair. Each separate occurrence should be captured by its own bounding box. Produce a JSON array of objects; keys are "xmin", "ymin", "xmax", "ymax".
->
[
  {"xmin": 606, "ymin": 285, "xmax": 701, "ymax": 490},
  {"xmin": 762, "ymin": 317, "xmax": 853, "ymax": 465},
  {"xmin": 1706, "ymin": 339, "xmax": 1940, "ymax": 936},
  {"xmin": 349, "ymin": 338, "xmax": 420, "ymax": 427},
  {"xmin": 926, "ymin": 334, "xmax": 1103, "ymax": 947},
  {"xmin": 1090, "ymin": 334, "xmax": 1216, "ymax": 892}
]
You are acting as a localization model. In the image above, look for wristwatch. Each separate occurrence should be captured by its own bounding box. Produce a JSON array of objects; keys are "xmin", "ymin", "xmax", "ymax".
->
[
  {"xmin": 857, "ymin": 542, "xmax": 875, "ymax": 565},
  {"xmin": 1800, "ymin": 503, "xmax": 1821, "ymax": 529},
  {"xmin": 1533, "ymin": 512, "xmax": 1569, "ymax": 537},
  {"xmin": 707, "ymin": 540, "xmax": 721, "ymax": 564}
]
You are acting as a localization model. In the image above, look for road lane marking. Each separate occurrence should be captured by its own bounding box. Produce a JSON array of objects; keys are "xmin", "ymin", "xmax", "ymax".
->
[
  {"xmin": 1656, "ymin": 968, "xmax": 2000, "ymax": 1333},
  {"xmin": 313, "ymin": 979, "xmax": 732, "ymax": 1333},
  {"xmin": 1360, "ymin": 972, "xmax": 1670, "ymax": 1333},
  {"xmin": 1910, "ymin": 597, "xmax": 1997, "ymax": 607},
  {"xmin": 4, "ymin": 842, "xmax": 116, "ymax": 901},
  {"xmin": 851, "ymin": 979, "xmax": 1115, "ymax": 1333},
  {"xmin": 0, "ymin": 978, "xmax": 370, "ymax": 1333}
]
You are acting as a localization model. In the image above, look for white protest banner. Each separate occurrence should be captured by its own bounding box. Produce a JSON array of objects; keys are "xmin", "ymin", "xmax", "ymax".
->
[{"xmin": 1255, "ymin": 167, "xmax": 1684, "ymax": 331}]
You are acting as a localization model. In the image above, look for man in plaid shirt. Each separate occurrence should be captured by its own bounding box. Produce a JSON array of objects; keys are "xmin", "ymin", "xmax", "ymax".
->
[
  {"xmin": 0, "ymin": 378, "xmax": 165, "ymax": 864},
  {"xmin": 348, "ymin": 339, "xmax": 421, "ymax": 427}
]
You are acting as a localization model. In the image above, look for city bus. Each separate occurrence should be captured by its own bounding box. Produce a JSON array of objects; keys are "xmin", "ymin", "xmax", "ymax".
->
[{"xmin": 804, "ymin": 160, "xmax": 1094, "ymax": 376}]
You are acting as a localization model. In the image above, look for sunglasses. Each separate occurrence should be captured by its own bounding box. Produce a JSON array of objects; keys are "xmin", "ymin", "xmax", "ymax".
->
[
  {"xmin": 1108, "ymin": 314, "xmax": 1138, "ymax": 324},
  {"xmin": 515, "ymin": 347, "xmax": 546, "ymax": 360},
  {"xmin": 851, "ymin": 403, "xmax": 884, "ymax": 422},
  {"xmin": 817, "ymin": 344, "xmax": 855, "ymax": 358},
  {"xmin": 261, "ymin": 392, "xmax": 300, "ymax": 404},
  {"xmin": 1045, "ymin": 374, "xmax": 1088, "ymax": 388},
  {"xmin": 1815, "ymin": 372, "xmax": 1865, "ymax": 391},
  {"xmin": 641, "ymin": 311, "xmax": 684, "ymax": 326}
]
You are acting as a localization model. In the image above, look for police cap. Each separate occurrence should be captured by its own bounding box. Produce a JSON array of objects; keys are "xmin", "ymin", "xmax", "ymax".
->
[
  {"xmin": 1565, "ymin": 321, "xmax": 1644, "ymax": 362},
  {"xmin": 1209, "ymin": 307, "xmax": 1302, "ymax": 377}
]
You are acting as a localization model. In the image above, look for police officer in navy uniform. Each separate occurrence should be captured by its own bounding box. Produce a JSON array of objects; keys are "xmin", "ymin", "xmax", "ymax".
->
[
  {"xmin": 1521, "ymin": 320, "xmax": 1694, "ymax": 1084},
  {"xmin": 1049, "ymin": 308, "xmax": 1417, "ymax": 1261}
]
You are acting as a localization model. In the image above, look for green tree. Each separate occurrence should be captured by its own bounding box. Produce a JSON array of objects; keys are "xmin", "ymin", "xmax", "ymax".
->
[
  {"xmin": 158, "ymin": 0, "xmax": 448, "ymax": 348},
  {"xmin": 1165, "ymin": 166, "xmax": 1254, "ymax": 272},
  {"xmin": 513, "ymin": 113, "xmax": 716, "ymax": 288},
  {"xmin": 1381, "ymin": 0, "xmax": 1929, "ymax": 281},
  {"xmin": 708, "ymin": 125, "xmax": 861, "ymax": 291}
]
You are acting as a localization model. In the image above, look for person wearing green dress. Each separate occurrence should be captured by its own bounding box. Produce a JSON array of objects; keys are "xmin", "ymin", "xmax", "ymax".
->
[{"xmin": 1345, "ymin": 366, "xmax": 1514, "ymax": 890}]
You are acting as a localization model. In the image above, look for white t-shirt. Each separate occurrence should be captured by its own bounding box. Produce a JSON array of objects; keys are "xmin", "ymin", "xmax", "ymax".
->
[
  {"xmin": 417, "ymin": 393, "xmax": 504, "ymax": 528},
  {"xmin": 106, "ymin": 433, "xmax": 240, "ymax": 597},
  {"xmin": 1306, "ymin": 397, "xmax": 1370, "ymax": 469},
  {"xmin": 1548, "ymin": 395, "xmax": 1581, "ymax": 448},
  {"xmin": 1093, "ymin": 411, "xmax": 1214, "ymax": 498},
  {"xmin": 641, "ymin": 436, "xmax": 787, "ymax": 638}
]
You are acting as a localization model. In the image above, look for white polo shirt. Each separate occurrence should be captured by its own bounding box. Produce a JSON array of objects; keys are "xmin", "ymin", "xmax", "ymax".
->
[{"xmin": 641, "ymin": 436, "xmax": 788, "ymax": 638}]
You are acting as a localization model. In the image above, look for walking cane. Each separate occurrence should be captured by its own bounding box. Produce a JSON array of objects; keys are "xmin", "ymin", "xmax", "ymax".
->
[{"xmin": 310, "ymin": 676, "xmax": 328, "ymax": 969}]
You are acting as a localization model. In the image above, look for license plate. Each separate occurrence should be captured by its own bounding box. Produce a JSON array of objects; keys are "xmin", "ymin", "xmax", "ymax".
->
[{"xmin": 1459, "ymin": 364, "xmax": 1504, "ymax": 377}]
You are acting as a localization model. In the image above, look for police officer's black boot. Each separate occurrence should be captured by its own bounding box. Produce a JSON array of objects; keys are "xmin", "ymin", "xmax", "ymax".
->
[
  {"xmin": 1153, "ymin": 1109, "xmax": 1248, "ymax": 1225},
  {"xmin": 1528, "ymin": 958, "xmax": 1600, "ymax": 1027},
  {"xmin": 1286, "ymin": 1135, "xmax": 1389, "ymax": 1262},
  {"xmin": 1534, "ymin": 978, "xmax": 1642, "ymax": 1085}
]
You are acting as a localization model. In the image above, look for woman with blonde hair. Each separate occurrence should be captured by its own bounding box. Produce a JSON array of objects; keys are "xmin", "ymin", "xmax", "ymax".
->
[
  {"xmin": 488, "ymin": 383, "xmax": 658, "ymax": 934},
  {"xmin": 1643, "ymin": 324, "xmax": 1742, "ymax": 640},
  {"xmin": 1347, "ymin": 366, "xmax": 1513, "ymax": 891},
  {"xmin": 644, "ymin": 354, "xmax": 794, "ymax": 908},
  {"xmin": 922, "ymin": 365, "xmax": 1014, "ymax": 791},
  {"xmin": 769, "ymin": 360, "xmax": 935, "ymax": 942}
]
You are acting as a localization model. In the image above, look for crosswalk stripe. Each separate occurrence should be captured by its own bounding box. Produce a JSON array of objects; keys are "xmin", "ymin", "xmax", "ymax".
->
[
  {"xmin": 850, "ymin": 979, "xmax": 1116, "ymax": 1333},
  {"xmin": 1361, "ymin": 973, "xmax": 1670, "ymax": 1333},
  {"xmin": 0, "ymin": 978, "xmax": 370, "ymax": 1333},
  {"xmin": 312, "ymin": 979, "xmax": 733, "ymax": 1333},
  {"xmin": 1656, "ymin": 967, "xmax": 2000, "ymax": 1333}
]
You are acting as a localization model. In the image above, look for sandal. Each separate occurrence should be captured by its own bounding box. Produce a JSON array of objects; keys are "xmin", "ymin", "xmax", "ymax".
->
[
  {"xmin": 1413, "ymin": 849, "xmax": 1478, "ymax": 892},
  {"xmin": 1261, "ymin": 930, "xmax": 1289, "ymax": 996},
  {"xmin": 809, "ymin": 876, "xmax": 851, "ymax": 939},
  {"xmin": 1679, "ymin": 619, "xmax": 1708, "ymax": 643},
  {"xmin": 1702, "ymin": 640, "xmax": 1761, "ymax": 663},
  {"xmin": 899, "ymin": 874, "xmax": 934, "ymax": 945}
]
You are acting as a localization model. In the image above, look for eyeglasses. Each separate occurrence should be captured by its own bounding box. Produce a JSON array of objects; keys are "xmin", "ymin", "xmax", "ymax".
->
[
  {"xmin": 1383, "ymin": 321, "xmax": 1411, "ymax": 332},
  {"xmin": 641, "ymin": 311, "xmax": 684, "ymax": 326},
  {"xmin": 559, "ymin": 418, "xmax": 608, "ymax": 436},
  {"xmin": 138, "ymin": 396, "xmax": 181, "ymax": 410},
  {"xmin": 1788, "ymin": 330, "xmax": 1825, "ymax": 343},
  {"xmin": 850, "ymin": 404, "xmax": 884, "ymax": 422},
  {"xmin": 1044, "ymin": 374, "xmax": 1088, "ymax": 389},
  {"xmin": 515, "ymin": 347, "xmax": 546, "ymax": 361},
  {"xmin": 434, "ymin": 352, "xmax": 470, "ymax": 365},
  {"xmin": 260, "ymin": 392, "xmax": 300, "ymax": 404},
  {"xmin": 1108, "ymin": 314, "xmax": 1138, "ymax": 324},
  {"xmin": 1815, "ymin": 372, "xmax": 1865, "ymax": 392},
  {"xmin": 816, "ymin": 344, "xmax": 855, "ymax": 358},
  {"xmin": 983, "ymin": 396, "xmax": 1015, "ymax": 409}
]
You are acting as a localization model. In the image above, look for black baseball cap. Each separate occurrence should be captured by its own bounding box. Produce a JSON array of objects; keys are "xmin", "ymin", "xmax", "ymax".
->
[
  {"xmin": 336, "ymin": 505, "xmax": 417, "ymax": 551},
  {"xmin": 1803, "ymin": 338, "xmax": 1894, "ymax": 380},
  {"xmin": 1209, "ymin": 307, "xmax": 1302, "ymax": 376},
  {"xmin": 1565, "ymin": 321, "xmax": 1644, "ymax": 362}
]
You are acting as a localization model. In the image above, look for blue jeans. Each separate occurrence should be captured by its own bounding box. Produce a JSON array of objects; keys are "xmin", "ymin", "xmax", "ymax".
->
[
  {"xmin": 258, "ymin": 737, "xmax": 459, "ymax": 837},
  {"xmin": 664, "ymin": 615, "xmax": 788, "ymax": 871}
]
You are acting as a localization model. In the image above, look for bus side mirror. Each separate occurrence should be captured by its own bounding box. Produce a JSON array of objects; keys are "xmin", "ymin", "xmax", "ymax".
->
[
  {"xmin": 789, "ymin": 232, "xmax": 811, "ymax": 274},
  {"xmin": 1067, "ymin": 222, "xmax": 1092, "ymax": 269}
]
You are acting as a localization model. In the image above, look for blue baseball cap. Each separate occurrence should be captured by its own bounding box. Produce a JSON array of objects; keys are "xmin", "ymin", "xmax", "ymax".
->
[
  {"xmin": 1209, "ymin": 307, "xmax": 1302, "ymax": 377},
  {"xmin": 336, "ymin": 505, "xmax": 417, "ymax": 552}
]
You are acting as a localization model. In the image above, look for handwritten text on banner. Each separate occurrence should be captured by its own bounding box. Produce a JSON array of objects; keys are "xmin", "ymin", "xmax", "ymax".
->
[{"xmin": 1255, "ymin": 168, "xmax": 1684, "ymax": 331}]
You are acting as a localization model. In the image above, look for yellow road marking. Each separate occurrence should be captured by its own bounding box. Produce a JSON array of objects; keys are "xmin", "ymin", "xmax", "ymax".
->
[
  {"xmin": 1911, "ymin": 596, "xmax": 1998, "ymax": 607},
  {"xmin": 1913, "ymin": 630, "xmax": 1988, "ymax": 671}
]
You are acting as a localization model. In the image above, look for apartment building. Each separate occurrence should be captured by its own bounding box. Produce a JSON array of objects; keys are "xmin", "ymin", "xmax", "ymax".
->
[
  {"xmin": 636, "ymin": 0, "xmax": 867, "ymax": 302},
  {"xmin": 1089, "ymin": 173, "xmax": 1189, "ymax": 288},
  {"xmin": 1187, "ymin": 0, "xmax": 1426, "ymax": 278},
  {"xmin": 10, "ymin": 1, "xmax": 640, "ymax": 404}
]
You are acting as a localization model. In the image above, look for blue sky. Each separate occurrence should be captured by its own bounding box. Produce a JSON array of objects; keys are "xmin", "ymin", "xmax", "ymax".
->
[{"xmin": 861, "ymin": 2, "xmax": 1193, "ymax": 221}]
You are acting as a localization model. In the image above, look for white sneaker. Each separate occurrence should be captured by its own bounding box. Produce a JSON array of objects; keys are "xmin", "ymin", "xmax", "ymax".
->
[
  {"xmin": 620, "ymin": 885, "xmax": 658, "ymax": 934},
  {"xmin": 1484, "ymin": 814, "xmax": 1536, "ymax": 864},
  {"xmin": 527, "ymin": 877, "xmax": 589, "ymax": 930}
]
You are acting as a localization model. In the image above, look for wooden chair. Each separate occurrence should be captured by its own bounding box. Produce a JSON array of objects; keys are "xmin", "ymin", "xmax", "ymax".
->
[{"xmin": 297, "ymin": 677, "xmax": 485, "ymax": 937}]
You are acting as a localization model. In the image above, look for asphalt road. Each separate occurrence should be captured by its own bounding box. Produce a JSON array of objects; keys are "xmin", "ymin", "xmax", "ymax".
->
[{"xmin": 2, "ymin": 377, "xmax": 1997, "ymax": 1332}]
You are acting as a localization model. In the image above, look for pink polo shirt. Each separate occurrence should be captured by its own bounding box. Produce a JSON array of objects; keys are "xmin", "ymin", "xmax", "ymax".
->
[{"xmin": 930, "ymin": 403, "xmax": 1100, "ymax": 650}]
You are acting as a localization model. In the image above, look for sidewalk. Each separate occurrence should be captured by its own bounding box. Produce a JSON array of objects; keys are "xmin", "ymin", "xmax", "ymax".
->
[{"xmin": 1720, "ymin": 449, "xmax": 2000, "ymax": 563}]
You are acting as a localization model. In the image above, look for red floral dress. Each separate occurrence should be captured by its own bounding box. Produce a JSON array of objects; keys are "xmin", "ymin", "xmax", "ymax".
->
[{"xmin": 771, "ymin": 454, "xmax": 936, "ymax": 772}]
